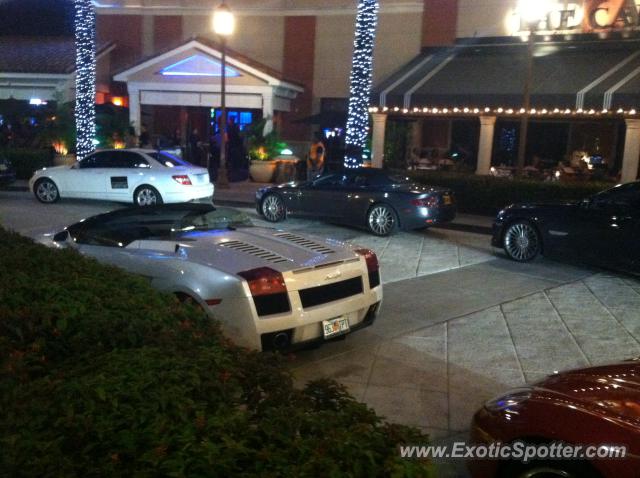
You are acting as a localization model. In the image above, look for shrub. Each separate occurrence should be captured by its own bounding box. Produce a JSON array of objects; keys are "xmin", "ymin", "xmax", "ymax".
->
[
  {"xmin": 405, "ymin": 170, "xmax": 612, "ymax": 215},
  {"xmin": 0, "ymin": 228, "xmax": 432, "ymax": 477},
  {"xmin": 0, "ymin": 148, "xmax": 52, "ymax": 180}
]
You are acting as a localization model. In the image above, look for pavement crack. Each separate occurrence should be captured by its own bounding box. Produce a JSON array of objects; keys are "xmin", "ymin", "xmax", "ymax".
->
[
  {"xmin": 583, "ymin": 277, "xmax": 640, "ymax": 348},
  {"xmin": 542, "ymin": 287, "xmax": 592, "ymax": 367},
  {"xmin": 499, "ymin": 304, "xmax": 527, "ymax": 384}
]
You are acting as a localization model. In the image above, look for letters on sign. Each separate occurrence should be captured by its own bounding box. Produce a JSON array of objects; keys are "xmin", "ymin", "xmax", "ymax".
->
[{"xmin": 510, "ymin": 0, "xmax": 640, "ymax": 34}]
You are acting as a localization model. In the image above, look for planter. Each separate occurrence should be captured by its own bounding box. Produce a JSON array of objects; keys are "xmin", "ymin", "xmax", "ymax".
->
[
  {"xmin": 249, "ymin": 160, "xmax": 277, "ymax": 183},
  {"xmin": 273, "ymin": 156, "xmax": 301, "ymax": 183},
  {"xmin": 54, "ymin": 154, "xmax": 77, "ymax": 167}
]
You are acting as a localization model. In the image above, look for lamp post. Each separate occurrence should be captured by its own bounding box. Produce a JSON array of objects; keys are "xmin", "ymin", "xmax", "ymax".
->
[
  {"xmin": 515, "ymin": 0, "xmax": 550, "ymax": 176},
  {"xmin": 213, "ymin": 1, "xmax": 235, "ymax": 189}
]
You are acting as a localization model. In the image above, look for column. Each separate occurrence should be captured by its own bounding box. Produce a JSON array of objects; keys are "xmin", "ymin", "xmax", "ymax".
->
[
  {"xmin": 262, "ymin": 95, "xmax": 274, "ymax": 135},
  {"xmin": 371, "ymin": 113, "xmax": 387, "ymax": 169},
  {"xmin": 128, "ymin": 88, "xmax": 141, "ymax": 135},
  {"xmin": 142, "ymin": 15, "xmax": 154, "ymax": 56},
  {"xmin": 476, "ymin": 115, "xmax": 497, "ymax": 175},
  {"xmin": 621, "ymin": 119, "xmax": 640, "ymax": 183},
  {"xmin": 410, "ymin": 119, "xmax": 423, "ymax": 156}
]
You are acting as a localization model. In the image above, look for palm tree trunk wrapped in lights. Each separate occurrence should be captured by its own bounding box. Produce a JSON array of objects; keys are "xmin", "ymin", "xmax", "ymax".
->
[
  {"xmin": 74, "ymin": 0, "xmax": 97, "ymax": 161},
  {"xmin": 344, "ymin": 0, "xmax": 379, "ymax": 169}
]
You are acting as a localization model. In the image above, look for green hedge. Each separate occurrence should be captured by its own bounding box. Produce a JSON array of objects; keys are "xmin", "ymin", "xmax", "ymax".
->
[
  {"xmin": 0, "ymin": 228, "xmax": 432, "ymax": 477},
  {"xmin": 0, "ymin": 148, "xmax": 52, "ymax": 180},
  {"xmin": 405, "ymin": 171, "xmax": 612, "ymax": 215}
]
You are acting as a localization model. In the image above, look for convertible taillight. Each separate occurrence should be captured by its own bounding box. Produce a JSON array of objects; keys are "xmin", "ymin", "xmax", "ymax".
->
[
  {"xmin": 238, "ymin": 267, "xmax": 286, "ymax": 296},
  {"xmin": 238, "ymin": 267, "xmax": 290, "ymax": 316},
  {"xmin": 411, "ymin": 196, "xmax": 438, "ymax": 208},
  {"xmin": 355, "ymin": 248, "xmax": 380, "ymax": 289},
  {"xmin": 172, "ymin": 175, "xmax": 192, "ymax": 185}
]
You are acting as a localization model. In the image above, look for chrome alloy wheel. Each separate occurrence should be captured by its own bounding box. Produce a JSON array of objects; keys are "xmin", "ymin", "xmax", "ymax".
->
[
  {"xmin": 504, "ymin": 221, "xmax": 540, "ymax": 262},
  {"xmin": 136, "ymin": 187, "xmax": 159, "ymax": 206},
  {"xmin": 35, "ymin": 179, "xmax": 59, "ymax": 203},
  {"xmin": 368, "ymin": 205, "xmax": 396, "ymax": 236},
  {"xmin": 262, "ymin": 194, "xmax": 285, "ymax": 222}
]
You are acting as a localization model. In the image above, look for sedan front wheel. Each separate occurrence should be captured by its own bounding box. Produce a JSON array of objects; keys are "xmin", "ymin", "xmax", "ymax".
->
[
  {"xmin": 503, "ymin": 220, "xmax": 541, "ymax": 262},
  {"xmin": 261, "ymin": 194, "xmax": 286, "ymax": 222},
  {"xmin": 34, "ymin": 178, "xmax": 60, "ymax": 204}
]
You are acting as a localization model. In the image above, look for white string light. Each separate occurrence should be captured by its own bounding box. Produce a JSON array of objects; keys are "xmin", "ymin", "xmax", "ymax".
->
[
  {"xmin": 344, "ymin": 0, "xmax": 379, "ymax": 169},
  {"xmin": 75, "ymin": 0, "xmax": 97, "ymax": 161},
  {"xmin": 366, "ymin": 105, "xmax": 640, "ymax": 117}
]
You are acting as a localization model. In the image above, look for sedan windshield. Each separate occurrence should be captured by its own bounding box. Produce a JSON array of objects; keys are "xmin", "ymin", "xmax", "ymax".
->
[{"xmin": 67, "ymin": 206, "xmax": 253, "ymax": 247}]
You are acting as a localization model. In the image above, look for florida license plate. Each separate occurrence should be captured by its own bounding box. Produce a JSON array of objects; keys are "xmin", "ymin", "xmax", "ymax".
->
[{"xmin": 323, "ymin": 317, "xmax": 350, "ymax": 338}]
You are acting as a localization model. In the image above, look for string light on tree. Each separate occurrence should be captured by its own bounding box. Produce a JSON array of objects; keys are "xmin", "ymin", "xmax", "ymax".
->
[
  {"xmin": 74, "ymin": 0, "xmax": 97, "ymax": 160},
  {"xmin": 344, "ymin": 0, "xmax": 379, "ymax": 168}
]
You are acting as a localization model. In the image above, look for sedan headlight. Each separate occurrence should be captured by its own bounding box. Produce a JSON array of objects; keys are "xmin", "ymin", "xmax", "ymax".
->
[{"xmin": 485, "ymin": 388, "xmax": 532, "ymax": 412}]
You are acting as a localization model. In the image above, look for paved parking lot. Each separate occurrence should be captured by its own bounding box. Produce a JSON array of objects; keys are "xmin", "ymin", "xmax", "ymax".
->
[{"xmin": 2, "ymin": 189, "xmax": 639, "ymax": 477}]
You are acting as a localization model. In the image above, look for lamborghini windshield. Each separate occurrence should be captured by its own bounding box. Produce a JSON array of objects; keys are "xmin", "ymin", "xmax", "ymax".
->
[{"xmin": 66, "ymin": 205, "xmax": 253, "ymax": 247}]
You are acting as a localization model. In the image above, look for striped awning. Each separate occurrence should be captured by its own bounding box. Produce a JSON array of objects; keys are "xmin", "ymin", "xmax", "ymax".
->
[{"xmin": 374, "ymin": 35, "xmax": 640, "ymax": 112}]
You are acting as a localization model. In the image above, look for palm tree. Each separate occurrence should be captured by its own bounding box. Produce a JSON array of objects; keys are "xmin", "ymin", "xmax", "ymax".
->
[
  {"xmin": 74, "ymin": 0, "xmax": 96, "ymax": 160},
  {"xmin": 344, "ymin": 0, "xmax": 379, "ymax": 168}
]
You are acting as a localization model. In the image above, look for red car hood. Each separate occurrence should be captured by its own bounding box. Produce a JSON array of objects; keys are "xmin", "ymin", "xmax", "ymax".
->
[{"xmin": 535, "ymin": 360, "xmax": 640, "ymax": 421}]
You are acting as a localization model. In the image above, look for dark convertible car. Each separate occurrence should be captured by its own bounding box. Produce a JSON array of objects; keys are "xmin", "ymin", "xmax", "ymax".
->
[
  {"xmin": 256, "ymin": 169, "xmax": 456, "ymax": 236},
  {"xmin": 493, "ymin": 181, "xmax": 640, "ymax": 273}
]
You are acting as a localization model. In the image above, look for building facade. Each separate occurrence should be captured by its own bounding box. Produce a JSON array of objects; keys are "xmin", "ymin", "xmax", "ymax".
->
[{"xmin": 2, "ymin": 0, "xmax": 639, "ymax": 180}]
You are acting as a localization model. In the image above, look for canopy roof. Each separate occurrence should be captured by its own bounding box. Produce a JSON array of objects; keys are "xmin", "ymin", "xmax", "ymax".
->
[{"xmin": 374, "ymin": 35, "xmax": 640, "ymax": 112}]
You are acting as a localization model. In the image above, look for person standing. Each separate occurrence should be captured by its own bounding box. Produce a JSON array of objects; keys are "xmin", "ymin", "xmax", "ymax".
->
[
  {"xmin": 139, "ymin": 125, "xmax": 151, "ymax": 148},
  {"xmin": 307, "ymin": 132, "xmax": 326, "ymax": 181},
  {"xmin": 124, "ymin": 126, "xmax": 137, "ymax": 148}
]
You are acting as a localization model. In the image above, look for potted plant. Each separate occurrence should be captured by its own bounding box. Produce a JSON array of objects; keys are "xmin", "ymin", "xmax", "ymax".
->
[
  {"xmin": 245, "ymin": 119, "xmax": 289, "ymax": 183},
  {"xmin": 40, "ymin": 101, "xmax": 77, "ymax": 166}
]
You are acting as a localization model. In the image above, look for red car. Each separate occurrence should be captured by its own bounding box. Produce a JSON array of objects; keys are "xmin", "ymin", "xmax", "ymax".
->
[{"xmin": 469, "ymin": 359, "xmax": 640, "ymax": 478}]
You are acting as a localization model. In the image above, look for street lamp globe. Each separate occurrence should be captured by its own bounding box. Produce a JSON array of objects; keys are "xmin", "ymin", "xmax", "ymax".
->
[
  {"xmin": 518, "ymin": 0, "xmax": 552, "ymax": 26},
  {"xmin": 213, "ymin": 2, "xmax": 235, "ymax": 36}
]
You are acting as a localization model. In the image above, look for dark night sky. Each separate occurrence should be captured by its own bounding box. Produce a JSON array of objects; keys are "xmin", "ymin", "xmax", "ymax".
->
[{"xmin": 0, "ymin": 0, "xmax": 75, "ymax": 36}]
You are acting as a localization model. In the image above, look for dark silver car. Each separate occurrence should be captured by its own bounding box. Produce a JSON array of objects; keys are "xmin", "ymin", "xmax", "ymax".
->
[{"xmin": 256, "ymin": 169, "xmax": 456, "ymax": 236}]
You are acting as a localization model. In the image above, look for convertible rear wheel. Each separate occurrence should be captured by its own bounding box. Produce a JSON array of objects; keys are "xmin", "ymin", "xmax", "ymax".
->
[
  {"xmin": 34, "ymin": 178, "xmax": 60, "ymax": 204},
  {"xmin": 503, "ymin": 221, "xmax": 541, "ymax": 262},
  {"xmin": 261, "ymin": 194, "xmax": 286, "ymax": 222},
  {"xmin": 367, "ymin": 204, "xmax": 398, "ymax": 236},
  {"xmin": 134, "ymin": 185, "xmax": 162, "ymax": 206}
]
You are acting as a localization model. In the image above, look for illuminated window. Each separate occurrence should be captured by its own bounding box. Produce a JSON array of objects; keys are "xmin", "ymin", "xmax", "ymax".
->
[
  {"xmin": 160, "ymin": 54, "xmax": 240, "ymax": 77},
  {"xmin": 210, "ymin": 109, "xmax": 254, "ymax": 132}
]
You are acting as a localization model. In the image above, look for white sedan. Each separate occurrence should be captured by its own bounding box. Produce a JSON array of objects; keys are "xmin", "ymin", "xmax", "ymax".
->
[{"xmin": 29, "ymin": 149, "xmax": 214, "ymax": 206}]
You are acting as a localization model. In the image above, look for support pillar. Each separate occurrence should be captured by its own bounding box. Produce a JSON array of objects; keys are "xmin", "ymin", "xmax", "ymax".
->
[
  {"xmin": 621, "ymin": 118, "xmax": 640, "ymax": 183},
  {"xmin": 262, "ymin": 95, "xmax": 274, "ymax": 135},
  {"xmin": 128, "ymin": 88, "xmax": 141, "ymax": 135},
  {"xmin": 476, "ymin": 115, "xmax": 497, "ymax": 175},
  {"xmin": 371, "ymin": 113, "xmax": 387, "ymax": 168},
  {"xmin": 410, "ymin": 118, "xmax": 423, "ymax": 156},
  {"xmin": 142, "ymin": 15, "xmax": 154, "ymax": 56}
]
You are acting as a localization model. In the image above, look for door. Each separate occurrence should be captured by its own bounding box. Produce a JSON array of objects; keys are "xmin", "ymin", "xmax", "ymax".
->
[
  {"xmin": 105, "ymin": 151, "xmax": 151, "ymax": 201},
  {"xmin": 67, "ymin": 152, "xmax": 111, "ymax": 199},
  {"xmin": 298, "ymin": 173, "xmax": 347, "ymax": 220},
  {"xmin": 576, "ymin": 183, "xmax": 640, "ymax": 271}
]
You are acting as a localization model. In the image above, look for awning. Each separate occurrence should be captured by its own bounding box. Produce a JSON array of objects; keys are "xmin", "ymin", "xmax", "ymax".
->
[{"xmin": 374, "ymin": 36, "xmax": 640, "ymax": 111}]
